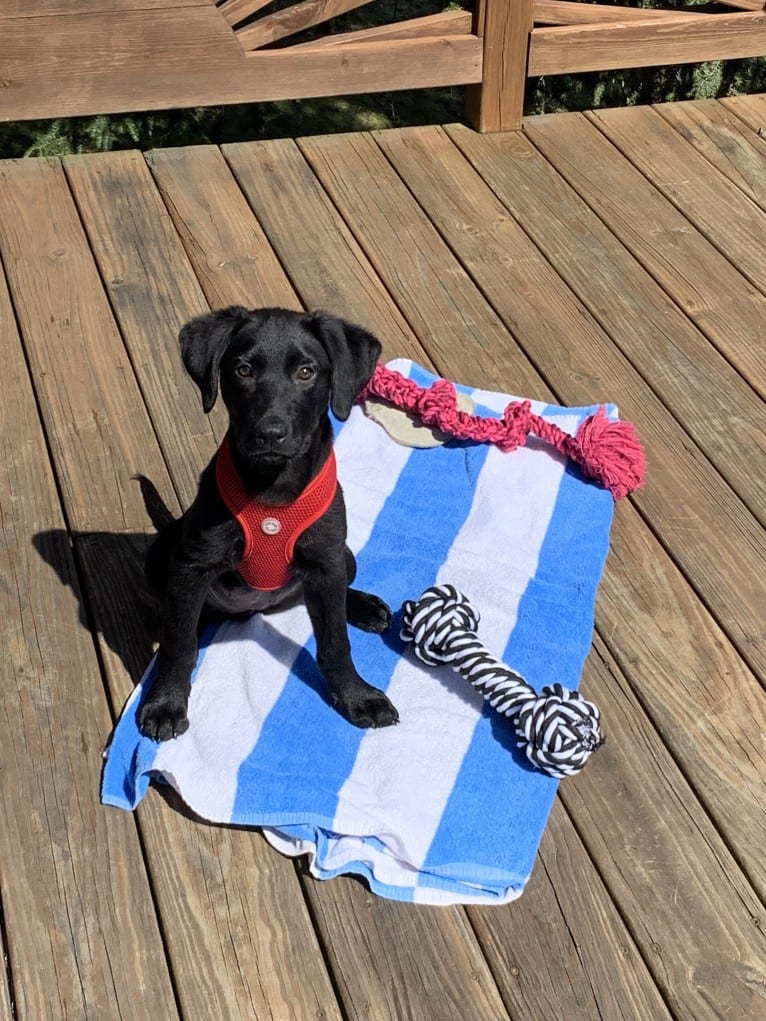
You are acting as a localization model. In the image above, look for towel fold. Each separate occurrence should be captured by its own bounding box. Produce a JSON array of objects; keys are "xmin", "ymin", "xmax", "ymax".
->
[{"xmin": 102, "ymin": 361, "xmax": 616, "ymax": 905}]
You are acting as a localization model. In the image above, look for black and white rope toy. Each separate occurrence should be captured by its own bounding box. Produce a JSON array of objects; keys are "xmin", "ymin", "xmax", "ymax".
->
[{"xmin": 400, "ymin": 585, "xmax": 604, "ymax": 779}]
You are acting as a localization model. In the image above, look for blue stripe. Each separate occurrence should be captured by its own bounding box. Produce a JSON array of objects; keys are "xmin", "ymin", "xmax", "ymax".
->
[{"xmin": 420, "ymin": 406, "xmax": 614, "ymax": 887}]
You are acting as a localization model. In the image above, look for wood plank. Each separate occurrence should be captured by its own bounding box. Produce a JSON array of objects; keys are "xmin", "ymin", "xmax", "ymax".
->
[
  {"xmin": 0, "ymin": 8, "xmax": 240, "ymax": 122},
  {"xmin": 146, "ymin": 145, "xmax": 300, "ymax": 311},
  {"xmin": 28, "ymin": 151, "xmax": 346, "ymax": 1021},
  {"xmin": 444, "ymin": 122, "xmax": 766, "ymax": 526},
  {"xmin": 376, "ymin": 124, "xmax": 766, "ymax": 892},
  {"xmin": 149, "ymin": 140, "xmax": 419, "ymax": 360},
  {"xmin": 466, "ymin": 0, "xmax": 534, "ymax": 132},
  {"xmin": 63, "ymin": 150, "xmax": 223, "ymax": 509},
  {"xmin": 0, "ymin": 242, "xmax": 178, "ymax": 1019},
  {"xmin": 3, "ymin": 0, "xmax": 207, "ymax": 13},
  {"xmin": 529, "ymin": 13, "xmax": 766, "ymax": 76},
  {"xmin": 219, "ymin": 0, "xmax": 272, "ymax": 27},
  {"xmin": 654, "ymin": 99, "xmax": 766, "ymax": 213},
  {"xmin": 560, "ymin": 638, "xmax": 766, "ymax": 1019},
  {"xmin": 534, "ymin": 0, "xmax": 703, "ymax": 24},
  {"xmin": 145, "ymin": 142, "xmax": 515, "ymax": 1021},
  {"xmin": 715, "ymin": 0, "xmax": 766, "ymax": 9},
  {"xmin": 303, "ymin": 879, "xmax": 513, "ymax": 1021},
  {"xmin": 0, "ymin": 944, "xmax": 10, "ymax": 1021},
  {"xmin": 0, "ymin": 158, "xmax": 172, "ymax": 533},
  {"xmin": 237, "ymin": 0, "xmax": 376, "ymax": 51},
  {"xmin": 595, "ymin": 500, "xmax": 766, "ymax": 899},
  {"xmin": 589, "ymin": 104, "xmax": 766, "ymax": 298},
  {"xmin": 0, "ymin": 15, "xmax": 481, "ymax": 120},
  {"xmin": 294, "ymin": 10, "xmax": 473, "ymax": 49},
  {"xmin": 303, "ymin": 134, "xmax": 766, "ymax": 1015},
  {"xmin": 273, "ymin": 131, "xmax": 676, "ymax": 1016},
  {"xmin": 293, "ymin": 135, "xmax": 535, "ymax": 387},
  {"xmin": 524, "ymin": 110, "xmax": 766, "ymax": 401},
  {"xmin": 470, "ymin": 804, "xmax": 672, "ymax": 1020},
  {"xmin": 721, "ymin": 91, "xmax": 766, "ymax": 131}
]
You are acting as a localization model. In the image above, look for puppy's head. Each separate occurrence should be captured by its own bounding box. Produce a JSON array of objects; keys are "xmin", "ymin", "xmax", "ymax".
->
[{"xmin": 180, "ymin": 306, "xmax": 381, "ymax": 462}]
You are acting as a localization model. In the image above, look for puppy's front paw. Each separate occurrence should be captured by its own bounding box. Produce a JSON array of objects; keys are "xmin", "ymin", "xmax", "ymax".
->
[
  {"xmin": 138, "ymin": 693, "xmax": 190, "ymax": 742},
  {"xmin": 333, "ymin": 682, "xmax": 399, "ymax": 729},
  {"xmin": 347, "ymin": 589, "xmax": 393, "ymax": 634}
]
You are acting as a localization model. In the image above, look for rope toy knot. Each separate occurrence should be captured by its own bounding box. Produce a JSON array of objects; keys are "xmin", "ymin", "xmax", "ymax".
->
[
  {"xmin": 400, "ymin": 585, "xmax": 604, "ymax": 779},
  {"xmin": 400, "ymin": 584, "xmax": 479, "ymax": 666},
  {"xmin": 517, "ymin": 683, "xmax": 604, "ymax": 779}
]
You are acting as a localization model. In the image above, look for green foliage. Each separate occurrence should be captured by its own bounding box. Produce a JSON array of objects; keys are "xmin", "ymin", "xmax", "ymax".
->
[{"xmin": 528, "ymin": 56, "xmax": 766, "ymax": 115}]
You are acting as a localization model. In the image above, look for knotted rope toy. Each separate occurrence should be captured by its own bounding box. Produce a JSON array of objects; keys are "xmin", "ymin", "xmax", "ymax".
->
[
  {"xmin": 360, "ymin": 364, "xmax": 645, "ymax": 500},
  {"xmin": 401, "ymin": 585, "xmax": 604, "ymax": 779}
]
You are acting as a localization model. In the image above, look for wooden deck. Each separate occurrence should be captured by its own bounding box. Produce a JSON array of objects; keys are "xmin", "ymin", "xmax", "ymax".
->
[{"xmin": 1, "ymin": 96, "xmax": 765, "ymax": 1019}]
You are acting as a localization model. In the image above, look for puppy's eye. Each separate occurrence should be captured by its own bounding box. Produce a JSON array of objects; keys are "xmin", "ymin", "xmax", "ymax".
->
[
  {"xmin": 296, "ymin": 366, "xmax": 316, "ymax": 382},
  {"xmin": 235, "ymin": 364, "xmax": 253, "ymax": 379}
]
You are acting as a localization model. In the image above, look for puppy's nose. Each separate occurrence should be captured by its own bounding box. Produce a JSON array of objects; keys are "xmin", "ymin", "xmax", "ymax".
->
[{"xmin": 254, "ymin": 417, "xmax": 288, "ymax": 446}]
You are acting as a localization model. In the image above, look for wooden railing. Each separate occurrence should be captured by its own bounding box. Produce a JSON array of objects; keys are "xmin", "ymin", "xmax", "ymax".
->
[
  {"xmin": 473, "ymin": 0, "xmax": 766, "ymax": 129},
  {"xmin": 0, "ymin": 0, "xmax": 764, "ymax": 131}
]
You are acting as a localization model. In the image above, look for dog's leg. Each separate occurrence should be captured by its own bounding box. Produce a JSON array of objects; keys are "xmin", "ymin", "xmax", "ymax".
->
[
  {"xmin": 302, "ymin": 567, "xmax": 398, "ymax": 729},
  {"xmin": 138, "ymin": 562, "xmax": 215, "ymax": 741},
  {"xmin": 343, "ymin": 546, "xmax": 392, "ymax": 633},
  {"xmin": 346, "ymin": 589, "xmax": 392, "ymax": 633}
]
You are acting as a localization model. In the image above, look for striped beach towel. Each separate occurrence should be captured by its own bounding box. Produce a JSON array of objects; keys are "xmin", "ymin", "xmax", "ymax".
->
[{"xmin": 102, "ymin": 361, "xmax": 616, "ymax": 905}]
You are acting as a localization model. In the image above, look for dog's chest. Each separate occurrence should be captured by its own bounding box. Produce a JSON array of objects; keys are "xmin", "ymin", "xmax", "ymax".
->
[{"xmin": 215, "ymin": 435, "xmax": 338, "ymax": 591}]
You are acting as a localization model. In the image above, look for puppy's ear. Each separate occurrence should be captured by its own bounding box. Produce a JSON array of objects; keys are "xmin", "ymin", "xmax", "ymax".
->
[
  {"xmin": 307, "ymin": 312, "xmax": 382, "ymax": 420},
  {"xmin": 179, "ymin": 307, "xmax": 250, "ymax": 413}
]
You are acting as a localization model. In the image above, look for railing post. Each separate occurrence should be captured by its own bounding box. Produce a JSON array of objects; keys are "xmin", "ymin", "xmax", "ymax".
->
[{"xmin": 465, "ymin": 0, "xmax": 535, "ymax": 132}]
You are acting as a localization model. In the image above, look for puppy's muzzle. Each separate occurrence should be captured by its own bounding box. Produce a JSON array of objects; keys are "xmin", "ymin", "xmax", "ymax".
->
[{"xmin": 252, "ymin": 415, "xmax": 289, "ymax": 450}]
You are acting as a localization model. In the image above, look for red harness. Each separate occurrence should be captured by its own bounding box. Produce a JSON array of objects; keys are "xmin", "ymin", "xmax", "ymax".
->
[{"xmin": 215, "ymin": 434, "xmax": 338, "ymax": 591}]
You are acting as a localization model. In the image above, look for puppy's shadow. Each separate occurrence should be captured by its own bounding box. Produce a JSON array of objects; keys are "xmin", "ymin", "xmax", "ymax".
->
[{"xmin": 33, "ymin": 528, "xmax": 159, "ymax": 686}]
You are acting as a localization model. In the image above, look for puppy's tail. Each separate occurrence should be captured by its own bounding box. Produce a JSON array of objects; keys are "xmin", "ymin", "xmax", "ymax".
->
[{"xmin": 133, "ymin": 475, "xmax": 175, "ymax": 532}]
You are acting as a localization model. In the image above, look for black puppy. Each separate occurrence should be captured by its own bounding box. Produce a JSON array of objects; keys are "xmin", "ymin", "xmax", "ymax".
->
[{"xmin": 137, "ymin": 306, "xmax": 398, "ymax": 741}]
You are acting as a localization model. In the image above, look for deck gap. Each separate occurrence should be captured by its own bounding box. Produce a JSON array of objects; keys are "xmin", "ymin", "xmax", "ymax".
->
[
  {"xmin": 125, "ymin": 818, "xmax": 188, "ymax": 1021},
  {"xmin": 554, "ymin": 791, "xmax": 679, "ymax": 1020},
  {"xmin": 291, "ymin": 864, "xmax": 353, "ymax": 1021},
  {"xmin": 0, "ymin": 892, "xmax": 18, "ymax": 1021},
  {"xmin": 535, "ymin": 854, "xmax": 606, "ymax": 1021},
  {"xmin": 583, "ymin": 109, "xmax": 766, "ymax": 303}
]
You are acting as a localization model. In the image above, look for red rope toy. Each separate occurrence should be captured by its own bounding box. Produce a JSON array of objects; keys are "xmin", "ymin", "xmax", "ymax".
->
[{"xmin": 360, "ymin": 364, "xmax": 646, "ymax": 500}]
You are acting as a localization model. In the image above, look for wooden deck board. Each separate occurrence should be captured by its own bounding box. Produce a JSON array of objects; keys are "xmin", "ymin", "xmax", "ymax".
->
[
  {"xmin": 524, "ymin": 109, "xmax": 766, "ymax": 401},
  {"xmin": 291, "ymin": 124, "xmax": 766, "ymax": 1020},
  {"xmin": 0, "ymin": 99, "xmax": 764, "ymax": 1020},
  {"xmin": 0, "ymin": 224, "xmax": 178, "ymax": 1019},
  {"xmin": 653, "ymin": 98, "xmax": 766, "ymax": 213},
  {"xmin": 589, "ymin": 104, "xmax": 766, "ymax": 296}
]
